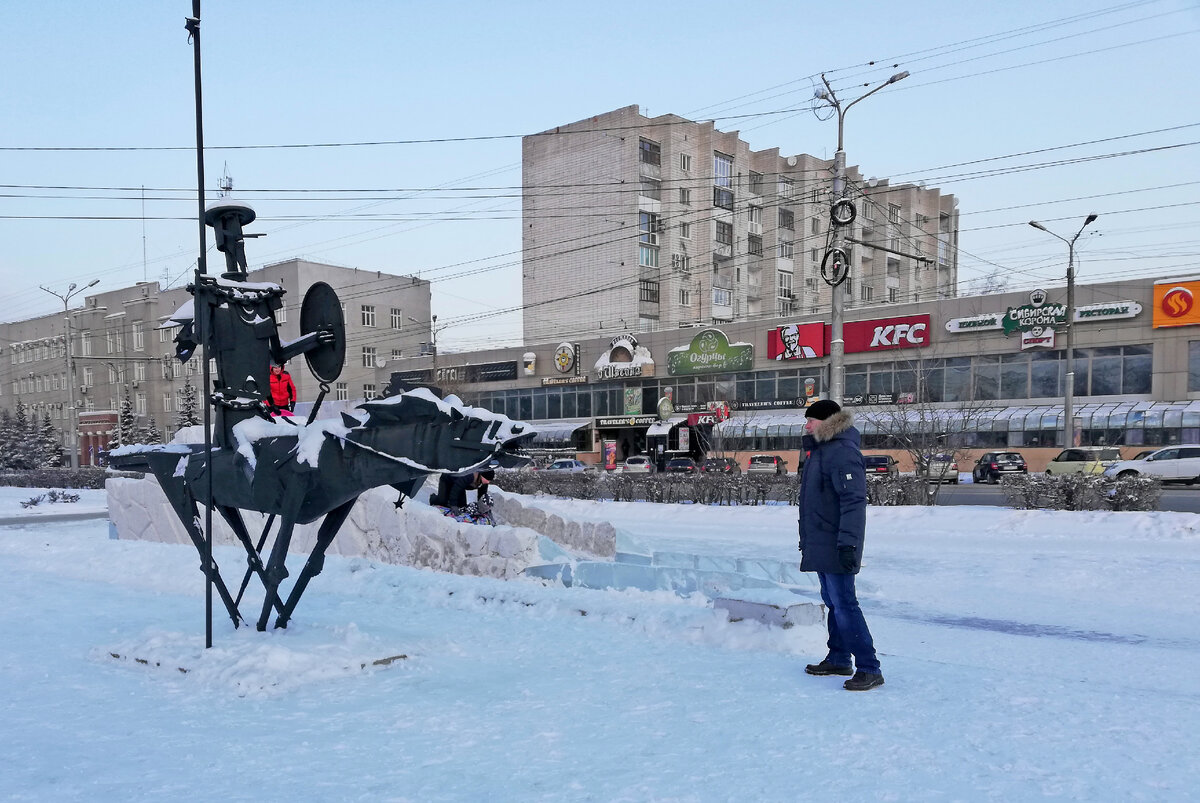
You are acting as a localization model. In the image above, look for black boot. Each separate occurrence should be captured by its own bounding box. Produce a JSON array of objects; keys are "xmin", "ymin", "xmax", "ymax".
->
[
  {"xmin": 843, "ymin": 671, "xmax": 885, "ymax": 691},
  {"xmin": 805, "ymin": 659, "xmax": 854, "ymax": 676}
]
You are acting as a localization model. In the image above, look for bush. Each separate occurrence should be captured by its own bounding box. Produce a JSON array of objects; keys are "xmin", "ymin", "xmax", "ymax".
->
[
  {"xmin": 867, "ymin": 475, "xmax": 933, "ymax": 506},
  {"xmin": 1001, "ymin": 473, "xmax": 1161, "ymax": 511},
  {"xmin": 490, "ymin": 470, "xmax": 799, "ymax": 506},
  {"xmin": 0, "ymin": 467, "xmax": 139, "ymax": 490}
]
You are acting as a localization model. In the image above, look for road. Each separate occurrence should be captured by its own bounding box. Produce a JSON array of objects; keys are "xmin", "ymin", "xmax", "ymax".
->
[{"xmin": 930, "ymin": 481, "xmax": 1200, "ymax": 513}]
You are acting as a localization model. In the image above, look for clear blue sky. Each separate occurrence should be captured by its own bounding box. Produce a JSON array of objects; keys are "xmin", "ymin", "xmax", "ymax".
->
[{"xmin": 2, "ymin": 0, "xmax": 1198, "ymax": 350}]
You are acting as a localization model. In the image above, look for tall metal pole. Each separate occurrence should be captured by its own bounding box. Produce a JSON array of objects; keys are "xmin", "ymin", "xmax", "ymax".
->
[
  {"xmin": 40, "ymin": 280, "xmax": 98, "ymax": 469},
  {"xmin": 1029, "ymin": 214, "xmax": 1098, "ymax": 448},
  {"xmin": 817, "ymin": 71, "xmax": 908, "ymax": 404},
  {"xmin": 186, "ymin": 0, "xmax": 214, "ymax": 648}
]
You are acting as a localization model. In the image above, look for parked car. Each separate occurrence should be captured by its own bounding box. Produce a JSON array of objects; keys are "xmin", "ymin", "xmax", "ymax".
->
[
  {"xmin": 701, "ymin": 456, "xmax": 741, "ymax": 474},
  {"xmin": 1044, "ymin": 447, "xmax": 1122, "ymax": 476},
  {"xmin": 1132, "ymin": 449, "xmax": 1157, "ymax": 461},
  {"xmin": 971, "ymin": 451, "xmax": 1028, "ymax": 484},
  {"xmin": 1103, "ymin": 445, "xmax": 1200, "ymax": 484},
  {"xmin": 542, "ymin": 459, "xmax": 587, "ymax": 473},
  {"xmin": 922, "ymin": 453, "xmax": 959, "ymax": 484},
  {"xmin": 621, "ymin": 455, "xmax": 655, "ymax": 474},
  {"xmin": 665, "ymin": 457, "xmax": 699, "ymax": 474},
  {"xmin": 746, "ymin": 454, "xmax": 787, "ymax": 475},
  {"xmin": 862, "ymin": 454, "xmax": 899, "ymax": 479}
]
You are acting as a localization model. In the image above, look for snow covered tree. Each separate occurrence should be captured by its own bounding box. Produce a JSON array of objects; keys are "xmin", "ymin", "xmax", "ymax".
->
[
  {"xmin": 0, "ymin": 408, "xmax": 17, "ymax": 470},
  {"xmin": 176, "ymin": 375, "xmax": 201, "ymax": 430},
  {"xmin": 38, "ymin": 410, "xmax": 64, "ymax": 468},
  {"xmin": 5, "ymin": 401, "xmax": 41, "ymax": 470},
  {"xmin": 109, "ymin": 390, "xmax": 138, "ymax": 452}
]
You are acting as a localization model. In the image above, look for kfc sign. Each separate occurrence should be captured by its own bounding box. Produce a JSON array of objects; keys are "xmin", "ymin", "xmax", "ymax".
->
[{"xmin": 768, "ymin": 315, "xmax": 931, "ymax": 359}]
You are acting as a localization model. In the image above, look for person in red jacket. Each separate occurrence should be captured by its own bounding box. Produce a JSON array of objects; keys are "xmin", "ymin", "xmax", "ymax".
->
[{"xmin": 269, "ymin": 362, "xmax": 296, "ymax": 413}]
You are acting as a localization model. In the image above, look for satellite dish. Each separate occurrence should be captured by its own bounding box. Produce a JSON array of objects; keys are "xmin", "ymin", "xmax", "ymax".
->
[
  {"xmin": 867, "ymin": 177, "xmax": 879, "ymax": 188},
  {"xmin": 786, "ymin": 156, "xmax": 798, "ymax": 167}
]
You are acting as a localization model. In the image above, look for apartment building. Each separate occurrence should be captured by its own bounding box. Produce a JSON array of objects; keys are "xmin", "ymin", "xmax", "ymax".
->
[
  {"xmin": 521, "ymin": 104, "xmax": 959, "ymax": 344},
  {"xmin": 1, "ymin": 260, "xmax": 431, "ymax": 463}
]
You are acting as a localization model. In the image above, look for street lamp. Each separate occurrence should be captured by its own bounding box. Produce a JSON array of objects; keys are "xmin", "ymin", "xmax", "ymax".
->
[
  {"xmin": 407, "ymin": 314, "xmax": 440, "ymax": 373},
  {"xmin": 39, "ymin": 279, "xmax": 99, "ymax": 468},
  {"xmin": 1028, "ymin": 214, "xmax": 1099, "ymax": 448},
  {"xmin": 815, "ymin": 70, "xmax": 909, "ymax": 404}
]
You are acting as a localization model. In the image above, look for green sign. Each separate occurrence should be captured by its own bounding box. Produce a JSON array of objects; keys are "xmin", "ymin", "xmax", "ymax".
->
[
  {"xmin": 623, "ymin": 386, "xmax": 641, "ymax": 414},
  {"xmin": 1002, "ymin": 289, "xmax": 1067, "ymax": 335},
  {"xmin": 667, "ymin": 328, "xmax": 754, "ymax": 376}
]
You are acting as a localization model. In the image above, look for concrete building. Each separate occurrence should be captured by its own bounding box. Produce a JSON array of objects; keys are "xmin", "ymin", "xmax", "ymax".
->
[
  {"xmin": 1, "ymin": 260, "xmax": 431, "ymax": 464},
  {"xmin": 521, "ymin": 104, "xmax": 958, "ymax": 345}
]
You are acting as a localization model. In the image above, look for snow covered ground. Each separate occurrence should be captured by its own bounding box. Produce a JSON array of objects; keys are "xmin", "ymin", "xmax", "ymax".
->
[{"xmin": 1, "ymin": 486, "xmax": 1198, "ymax": 800}]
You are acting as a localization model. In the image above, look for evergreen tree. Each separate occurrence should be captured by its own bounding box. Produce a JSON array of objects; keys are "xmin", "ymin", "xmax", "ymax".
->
[
  {"xmin": 140, "ymin": 417, "xmax": 162, "ymax": 445},
  {"xmin": 110, "ymin": 390, "xmax": 137, "ymax": 451},
  {"xmin": 39, "ymin": 410, "xmax": 64, "ymax": 468},
  {"xmin": 177, "ymin": 375, "xmax": 201, "ymax": 430},
  {"xmin": 7, "ymin": 401, "xmax": 39, "ymax": 470},
  {"xmin": 0, "ymin": 408, "xmax": 16, "ymax": 470}
]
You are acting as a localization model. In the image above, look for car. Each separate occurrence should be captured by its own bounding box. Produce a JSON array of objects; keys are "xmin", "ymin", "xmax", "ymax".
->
[
  {"xmin": 542, "ymin": 459, "xmax": 587, "ymax": 473},
  {"xmin": 1132, "ymin": 449, "xmax": 1157, "ymax": 461},
  {"xmin": 621, "ymin": 455, "xmax": 655, "ymax": 474},
  {"xmin": 746, "ymin": 454, "xmax": 787, "ymax": 475},
  {"xmin": 971, "ymin": 451, "xmax": 1028, "ymax": 484},
  {"xmin": 665, "ymin": 457, "xmax": 699, "ymax": 474},
  {"xmin": 862, "ymin": 454, "xmax": 899, "ymax": 479},
  {"xmin": 922, "ymin": 453, "xmax": 959, "ymax": 484},
  {"xmin": 701, "ymin": 456, "xmax": 741, "ymax": 474},
  {"xmin": 1103, "ymin": 445, "xmax": 1200, "ymax": 484},
  {"xmin": 1044, "ymin": 447, "xmax": 1122, "ymax": 476}
]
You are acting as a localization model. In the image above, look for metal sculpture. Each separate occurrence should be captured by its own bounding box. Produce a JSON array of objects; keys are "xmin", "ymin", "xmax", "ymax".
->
[{"xmin": 110, "ymin": 200, "xmax": 534, "ymax": 630}]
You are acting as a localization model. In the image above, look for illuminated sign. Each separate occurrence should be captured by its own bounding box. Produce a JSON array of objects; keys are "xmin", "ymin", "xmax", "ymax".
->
[{"xmin": 1154, "ymin": 279, "xmax": 1200, "ymax": 328}]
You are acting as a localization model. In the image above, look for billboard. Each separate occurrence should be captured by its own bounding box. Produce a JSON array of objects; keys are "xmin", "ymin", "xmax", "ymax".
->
[
  {"xmin": 767, "ymin": 315, "xmax": 931, "ymax": 360},
  {"xmin": 1153, "ymin": 280, "xmax": 1200, "ymax": 328}
]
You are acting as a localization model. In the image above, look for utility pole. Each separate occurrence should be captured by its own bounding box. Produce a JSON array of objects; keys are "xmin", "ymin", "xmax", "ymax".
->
[
  {"xmin": 1029, "ymin": 214, "xmax": 1099, "ymax": 448},
  {"xmin": 40, "ymin": 280, "xmax": 99, "ymax": 469},
  {"xmin": 815, "ymin": 70, "xmax": 909, "ymax": 403}
]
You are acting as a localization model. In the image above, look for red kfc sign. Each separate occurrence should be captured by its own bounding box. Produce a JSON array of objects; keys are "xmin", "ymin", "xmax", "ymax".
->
[{"xmin": 767, "ymin": 315, "xmax": 930, "ymax": 360}]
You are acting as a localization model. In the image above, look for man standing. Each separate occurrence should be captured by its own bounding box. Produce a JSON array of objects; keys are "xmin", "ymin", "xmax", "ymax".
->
[{"xmin": 797, "ymin": 399, "xmax": 883, "ymax": 691}]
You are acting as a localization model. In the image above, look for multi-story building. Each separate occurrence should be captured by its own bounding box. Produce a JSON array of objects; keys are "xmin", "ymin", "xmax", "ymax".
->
[
  {"xmin": 1, "ymin": 259, "xmax": 431, "ymax": 464},
  {"xmin": 521, "ymin": 104, "xmax": 958, "ymax": 344}
]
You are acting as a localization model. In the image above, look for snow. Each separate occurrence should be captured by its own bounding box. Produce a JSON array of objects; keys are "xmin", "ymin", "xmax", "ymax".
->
[{"xmin": 1, "ymin": 485, "xmax": 1199, "ymax": 799}]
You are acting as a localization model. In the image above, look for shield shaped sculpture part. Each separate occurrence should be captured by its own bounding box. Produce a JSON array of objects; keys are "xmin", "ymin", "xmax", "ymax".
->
[{"xmin": 300, "ymin": 281, "xmax": 346, "ymax": 383}]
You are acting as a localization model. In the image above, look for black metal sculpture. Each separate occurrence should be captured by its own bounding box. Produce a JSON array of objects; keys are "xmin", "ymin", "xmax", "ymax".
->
[{"xmin": 110, "ymin": 200, "xmax": 534, "ymax": 631}]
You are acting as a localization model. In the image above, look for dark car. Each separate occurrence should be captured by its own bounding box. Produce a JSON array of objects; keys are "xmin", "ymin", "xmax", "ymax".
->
[
  {"xmin": 971, "ymin": 451, "xmax": 1028, "ymax": 484},
  {"xmin": 862, "ymin": 454, "xmax": 898, "ymax": 479},
  {"xmin": 666, "ymin": 457, "xmax": 699, "ymax": 474},
  {"xmin": 701, "ymin": 456, "xmax": 741, "ymax": 474}
]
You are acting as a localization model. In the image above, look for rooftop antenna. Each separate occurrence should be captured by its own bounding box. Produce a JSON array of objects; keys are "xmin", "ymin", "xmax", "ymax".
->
[
  {"xmin": 218, "ymin": 163, "xmax": 233, "ymax": 197},
  {"xmin": 141, "ymin": 185, "xmax": 147, "ymax": 282}
]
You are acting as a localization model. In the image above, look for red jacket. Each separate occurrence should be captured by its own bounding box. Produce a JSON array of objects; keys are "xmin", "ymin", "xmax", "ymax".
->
[{"xmin": 269, "ymin": 370, "xmax": 296, "ymax": 409}]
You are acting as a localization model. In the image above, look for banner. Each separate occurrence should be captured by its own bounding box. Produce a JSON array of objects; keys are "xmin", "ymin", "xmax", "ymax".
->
[{"xmin": 1153, "ymin": 280, "xmax": 1200, "ymax": 328}]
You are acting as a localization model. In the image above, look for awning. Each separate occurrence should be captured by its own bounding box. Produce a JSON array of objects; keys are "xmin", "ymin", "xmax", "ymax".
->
[
  {"xmin": 646, "ymin": 415, "xmax": 687, "ymax": 437},
  {"xmin": 527, "ymin": 418, "xmax": 591, "ymax": 446}
]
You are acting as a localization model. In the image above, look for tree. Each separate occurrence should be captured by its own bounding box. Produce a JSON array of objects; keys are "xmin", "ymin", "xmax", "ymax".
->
[
  {"xmin": 176, "ymin": 375, "xmax": 201, "ymax": 431},
  {"xmin": 38, "ymin": 410, "xmax": 64, "ymax": 468},
  {"xmin": 0, "ymin": 408, "xmax": 17, "ymax": 470},
  {"xmin": 5, "ymin": 401, "xmax": 41, "ymax": 470},
  {"xmin": 965, "ymin": 268, "xmax": 1010, "ymax": 296},
  {"xmin": 110, "ymin": 389, "xmax": 138, "ymax": 452}
]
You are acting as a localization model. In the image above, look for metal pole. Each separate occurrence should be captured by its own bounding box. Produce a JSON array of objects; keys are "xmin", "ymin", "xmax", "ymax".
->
[{"xmin": 63, "ymin": 307, "xmax": 79, "ymax": 469}]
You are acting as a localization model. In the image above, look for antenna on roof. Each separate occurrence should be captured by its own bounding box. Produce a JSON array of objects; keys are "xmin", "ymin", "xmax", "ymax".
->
[{"xmin": 218, "ymin": 163, "xmax": 233, "ymax": 197}]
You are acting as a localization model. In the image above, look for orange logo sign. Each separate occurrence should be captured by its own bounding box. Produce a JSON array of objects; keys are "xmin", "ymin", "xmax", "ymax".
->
[{"xmin": 1153, "ymin": 281, "xmax": 1200, "ymax": 328}]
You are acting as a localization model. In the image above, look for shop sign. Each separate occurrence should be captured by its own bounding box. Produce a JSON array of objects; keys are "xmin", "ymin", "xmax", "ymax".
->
[
  {"xmin": 687, "ymin": 412, "xmax": 718, "ymax": 425},
  {"xmin": 728, "ymin": 398, "xmax": 805, "ymax": 410},
  {"xmin": 1002, "ymin": 289, "xmax": 1067, "ymax": 336},
  {"xmin": 767, "ymin": 322, "xmax": 825, "ymax": 359},
  {"xmin": 948, "ymin": 298, "xmax": 1142, "ymax": 333},
  {"xmin": 768, "ymin": 315, "xmax": 930, "ymax": 360},
  {"xmin": 1074, "ymin": 301, "xmax": 1141, "ymax": 321},
  {"xmin": 843, "ymin": 391, "xmax": 916, "ymax": 407},
  {"xmin": 596, "ymin": 415, "xmax": 658, "ymax": 428},
  {"xmin": 944, "ymin": 313, "xmax": 1003, "ymax": 333},
  {"xmin": 594, "ymin": 334, "xmax": 655, "ymax": 380},
  {"xmin": 553, "ymin": 342, "xmax": 578, "ymax": 374},
  {"xmin": 1153, "ymin": 279, "xmax": 1200, "ymax": 328},
  {"xmin": 667, "ymin": 328, "xmax": 754, "ymax": 375},
  {"xmin": 541, "ymin": 375, "xmax": 588, "ymax": 386}
]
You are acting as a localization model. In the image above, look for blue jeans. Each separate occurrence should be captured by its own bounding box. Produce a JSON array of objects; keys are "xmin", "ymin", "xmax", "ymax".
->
[{"xmin": 818, "ymin": 571, "xmax": 880, "ymax": 674}]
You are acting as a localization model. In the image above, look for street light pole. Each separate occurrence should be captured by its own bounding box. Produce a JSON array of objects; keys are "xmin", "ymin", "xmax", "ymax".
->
[
  {"xmin": 816, "ymin": 70, "xmax": 909, "ymax": 403},
  {"xmin": 40, "ymin": 279, "xmax": 99, "ymax": 469},
  {"xmin": 408, "ymin": 314, "xmax": 440, "ymax": 375},
  {"xmin": 1029, "ymin": 214, "xmax": 1098, "ymax": 448}
]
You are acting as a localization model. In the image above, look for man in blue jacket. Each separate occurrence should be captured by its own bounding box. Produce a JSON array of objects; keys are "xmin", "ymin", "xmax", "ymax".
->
[{"xmin": 797, "ymin": 399, "xmax": 883, "ymax": 691}]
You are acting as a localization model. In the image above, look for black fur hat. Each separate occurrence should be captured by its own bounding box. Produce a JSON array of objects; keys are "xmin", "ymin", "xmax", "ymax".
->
[{"xmin": 804, "ymin": 399, "xmax": 842, "ymax": 421}]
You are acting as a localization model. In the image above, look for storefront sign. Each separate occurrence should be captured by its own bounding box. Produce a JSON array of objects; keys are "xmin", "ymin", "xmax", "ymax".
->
[
  {"xmin": 594, "ymin": 334, "xmax": 655, "ymax": 380},
  {"xmin": 944, "ymin": 313, "xmax": 1004, "ymax": 333},
  {"xmin": 687, "ymin": 412, "xmax": 718, "ymax": 425},
  {"xmin": 553, "ymin": 342, "xmax": 577, "ymax": 374},
  {"xmin": 1002, "ymin": 290, "xmax": 1067, "ymax": 336},
  {"xmin": 1154, "ymin": 279, "xmax": 1200, "ymax": 328},
  {"xmin": 1074, "ymin": 301, "xmax": 1142, "ymax": 321},
  {"xmin": 767, "ymin": 322, "xmax": 825, "ymax": 359},
  {"xmin": 949, "ymin": 298, "xmax": 1143, "ymax": 333},
  {"xmin": 540, "ymin": 375, "xmax": 588, "ymax": 386},
  {"xmin": 522, "ymin": 352, "xmax": 536, "ymax": 376},
  {"xmin": 843, "ymin": 391, "xmax": 916, "ymax": 406},
  {"xmin": 667, "ymin": 328, "xmax": 754, "ymax": 375},
  {"xmin": 623, "ymin": 386, "xmax": 641, "ymax": 415},
  {"xmin": 678, "ymin": 426, "xmax": 690, "ymax": 452},
  {"xmin": 767, "ymin": 315, "xmax": 930, "ymax": 360},
  {"xmin": 728, "ymin": 398, "xmax": 805, "ymax": 410},
  {"xmin": 596, "ymin": 415, "xmax": 658, "ymax": 428}
]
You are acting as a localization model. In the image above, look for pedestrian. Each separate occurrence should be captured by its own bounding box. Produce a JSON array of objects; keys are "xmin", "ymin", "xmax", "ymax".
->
[
  {"xmin": 797, "ymin": 398, "xmax": 883, "ymax": 691},
  {"xmin": 269, "ymin": 362, "xmax": 296, "ymax": 414},
  {"xmin": 437, "ymin": 468, "xmax": 494, "ymax": 511}
]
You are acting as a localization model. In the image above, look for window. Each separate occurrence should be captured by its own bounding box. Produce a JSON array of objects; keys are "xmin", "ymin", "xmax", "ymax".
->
[
  {"xmin": 107, "ymin": 330, "xmax": 121, "ymax": 354},
  {"xmin": 276, "ymin": 305, "xmax": 286, "ymax": 323},
  {"xmin": 888, "ymin": 204, "xmax": 901, "ymax": 224},
  {"xmin": 361, "ymin": 305, "xmax": 376, "ymax": 327},
  {"xmin": 777, "ymin": 270, "xmax": 793, "ymax": 298},
  {"xmin": 805, "ymin": 277, "xmax": 817, "ymax": 291},
  {"xmin": 335, "ymin": 382, "xmax": 348, "ymax": 402},
  {"xmin": 640, "ymin": 177, "xmax": 661, "ymax": 200},
  {"xmin": 938, "ymin": 239, "xmax": 949, "ymax": 266},
  {"xmin": 811, "ymin": 187, "xmax": 823, "ymax": 204},
  {"xmin": 391, "ymin": 349, "xmax": 403, "ymax": 362},
  {"xmin": 713, "ymin": 287, "xmax": 732, "ymax": 306},
  {"xmin": 640, "ymin": 138, "xmax": 661, "ymax": 165},
  {"xmin": 888, "ymin": 287, "xmax": 898, "ymax": 303},
  {"xmin": 136, "ymin": 393, "xmax": 147, "ymax": 416},
  {"xmin": 811, "ymin": 248, "xmax": 819, "ymax": 263},
  {"xmin": 749, "ymin": 171, "xmax": 764, "ymax": 195},
  {"xmin": 163, "ymin": 392, "xmax": 174, "ymax": 413},
  {"xmin": 861, "ymin": 201, "xmax": 875, "ymax": 221},
  {"xmin": 778, "ymin": 209, "xmax": 794, "ymax": 230},
  {"xmin": 679, "ymin": 187, "xmax": 691, "ymax": 205},
  {"xmin": 778, "ymin": 176, "xmax": 794, "ymax": 199},
  {"xmin": 671, "ymin": 253, "xmax": 692, "ymax": 272},
  {"xmin": 747, "ymin": 235, "xmax": 763, "ymax": 256},
  {"xmin": 363, "ymin": 384, "xmax": 377, "ymax": 400},
  {"xmin": 131, "ymin": 322, "xmax": 144, "ymax": 351},
  {"xmin": 679, "ymin": 289, "xmax": 691, "ymax": 306},
  {"xmin": 391, "ymin": 308, "xmax": 403, "ymax": 329},
  {"xmin": 79, "ymin": 334, "xmax": 91, "ymax": 357},
  {"xmin": 639, "ymin": 280, "xmax": 660, "ymax": 303},
  {"xmin": 639, "ymin": 244, "xmax": 659, "ymax": 267},
  {"xmin": 82, "ymin": 366, "xmax": 93, "ymax": 386},
  {"xmin": 715, "ymin": 221, "xmax": 733, "ymax": 245},
  {"xmin": 679, "ymin": 152, "xmax": 692, "ymax": 172},
  {"xmin": 811, "ymin": 217, "xmax": 820, "ymax": 235},
  {"xmin": 134, "ymin": 363, "xmax": 146, "ymax": 382},
  {"xmin": 362, "ymin": 346, "xmax": 377, "ymax": 368},
  {"xmin": 777, "ymin": 239, "xmax": 794, "ymax": 260},
  {"xmin": 713, "ymin": 152, "xmax": 733, "ymax": 188},
  {"xmin": 108, "ymin": 364, "xmax": 119, "ymax": 384},
  {"xmin": 861, "ymin": 285, "xmax": 873, "ymax": 301},
  {"xmin": 679, "ymin": 221, "xmax": 691, "ymax": 239},
  {"xmin": 640, "ymin": 212, "xmax": 661, "ymax": 244},
  {"xmin": 713, "ymin": 187, "xmax": 734, "ymax": 210},
  {"xmin": 915, "ymin": 213, "xmax": 929, "ymax": 228}
]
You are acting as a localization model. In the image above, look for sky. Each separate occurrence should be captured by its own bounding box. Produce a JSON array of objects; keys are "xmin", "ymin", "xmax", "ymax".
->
[
  {"xmin": 2, "ymin": 0, "xmax": 1199, "ymax": 351},
  {"xmin": 1, "ymin": 485, "xmax": 1198, "ymax": 799}
]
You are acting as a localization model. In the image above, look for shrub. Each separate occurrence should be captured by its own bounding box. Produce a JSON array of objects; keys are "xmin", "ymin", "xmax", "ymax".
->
[
  {"xmin": 0, "ymin": 467, "xmax": 139, "ymax": 490},
  {"xmin": 866, "ymin": 476, "xmax": 933, "ymax": 506},
  {"xmin": 490, "ymin": 470, "xmax": 798, "ymax": 506},
  {"xmin": 1001, "ymin": 473, "xmax": 1161, "ymax": 511}
]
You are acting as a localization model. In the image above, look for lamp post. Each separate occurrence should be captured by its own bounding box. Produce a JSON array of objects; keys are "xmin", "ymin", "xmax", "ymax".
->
[
  {"xmin": 1028, "ymin": 214, "xmax": 1099, "ymax": 448},
  {"xmin": 407, "ymin": 314, "xmax": 441, "ymax": 374},
  {"xmin": 39, "ymin": 279, "xmax": 99, "ymax": 469},
  {"xmin": 816, "ymin": 70, "xmax": 909, "ymax": 404}
]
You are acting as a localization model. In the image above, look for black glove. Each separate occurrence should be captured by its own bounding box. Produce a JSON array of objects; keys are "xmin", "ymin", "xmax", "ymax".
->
[
  {"xmin": 838, "ymin": 545, "xmax": 858, "ymax": 572},
  {"xmin": 288, "ymin": 401, "xmax": 295, "ymax": 412}
]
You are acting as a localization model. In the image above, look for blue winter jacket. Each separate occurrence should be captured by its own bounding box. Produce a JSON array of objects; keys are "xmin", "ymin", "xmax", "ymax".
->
[{"xmin": 797, "ymin": 410, "xmax": 868, "ymax": 574}]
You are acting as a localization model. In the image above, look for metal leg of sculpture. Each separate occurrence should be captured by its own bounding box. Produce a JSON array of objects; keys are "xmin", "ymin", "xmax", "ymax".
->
[
  {"xmin": 159, "ymin": 488, "xmax": 243, "ymax": 628},
  {"xmin": 256, "ymin": 514, "xmax": 298, "ymax": 631},
  {"xmin": 218, "ymin": 508, "xmax": 286, "ymax": 617},
  {"xmin": 234, "ymin": 513, "xmax": 274, "ymax": 606},
  {"xmin": 274, "ymin": 497, "xmax": 357, "ymax": 629}
]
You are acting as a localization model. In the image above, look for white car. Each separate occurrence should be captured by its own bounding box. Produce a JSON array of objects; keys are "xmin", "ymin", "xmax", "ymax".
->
[
  {"xmin": 1103, "ymin": 446, "xmax": 1200, "ymax": 484},
  {"xmin": 621, "ymin": 455, "xmax": 655, "ymax": 474},
  {"xmin": 542, "ymin": 459, "xmax": 588, "ymax": 473}
]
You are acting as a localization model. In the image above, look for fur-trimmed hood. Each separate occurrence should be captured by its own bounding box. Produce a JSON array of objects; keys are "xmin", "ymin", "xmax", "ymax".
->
[{"xmin": 810, "ymin": 409, "xmax": 854, "ymax": 443}]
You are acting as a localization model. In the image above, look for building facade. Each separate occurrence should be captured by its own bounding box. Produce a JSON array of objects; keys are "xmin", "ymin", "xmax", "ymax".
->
[
  {"xmin": 1, "ymin": 260, "xmax": 431, "ymax": 464},
  {"xmin": 521, "ymin": 104, "xmax": 959, "ymax": 345}
]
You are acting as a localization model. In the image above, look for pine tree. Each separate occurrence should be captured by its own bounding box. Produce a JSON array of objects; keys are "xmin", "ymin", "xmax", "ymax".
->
[
  {"xmin": 110, "ymin": 390, "xmax": 137, "ymax": 451},
  {"xmin": 8, "ymin": 401, "xmax": 39, "ymax": 470},
  {"xmin": 177, "ymin": 375, "xmax": 201, "ymax": 430},
  {"xmin": 39, "ymin": 410, "xmax": 64, "ymax": 468},
  {"xmin": 140, "ymin": 417, "xmax": 162, "ymax": 445},
  {"xmin": 0, "ymin": 408, "xmax": 16, "ymax": 470}
]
